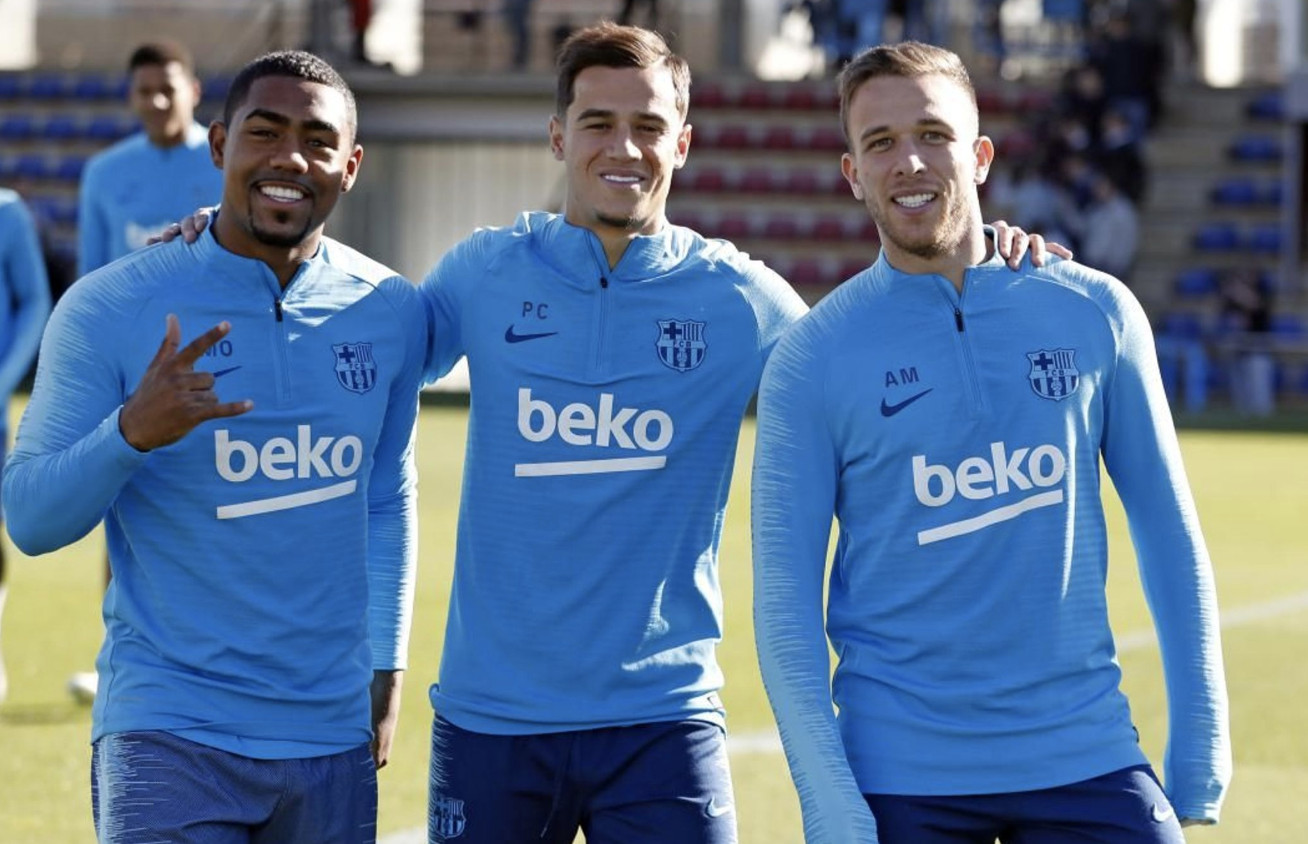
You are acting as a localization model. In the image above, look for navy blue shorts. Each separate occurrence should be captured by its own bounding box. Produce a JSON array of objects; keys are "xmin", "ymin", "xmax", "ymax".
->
[
  {"xmin": 92, "ymin": 730, "xmax": 377, "ymax": 844},
  {"xmin": 427, "ymin": 716, "xmax": 736, "ymax": 843},
  {"xmin": 864, "ymin": 764, "xmax": 1185, "ymax": 844}
]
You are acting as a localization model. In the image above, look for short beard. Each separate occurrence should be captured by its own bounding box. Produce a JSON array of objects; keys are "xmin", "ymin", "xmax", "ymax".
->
[
  {"xmin": 594, "ymin": 211, "xmax": 641, "ymax": 231},
  {"xmin": 249, "ymin": 211, "xmax": 314, "ymax": 248},
  {"xmin": 870, "ymin": 191, "xmax": 969, "ymax": 262}
]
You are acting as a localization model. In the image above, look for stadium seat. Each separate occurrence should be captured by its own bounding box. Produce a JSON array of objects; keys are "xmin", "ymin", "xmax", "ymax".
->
[
  {"xmin": 780, "ymin": 85, "xmax": 817, "ymax": 111},
  {"xmin": 783, "ymin": 169, "xmax": 820, "ymax": 195},
  {"xmin": 1173, "ymin": 267, "xmax": 1218, "ymax": 298},
  {"xmin": 0, "ymin": 113, "xmax": 37, "ymax": 141},
  {"xmin": 716, "ymin": 213, "xmax": 752, "ymax": 240},
  {"xmin": 1246, "ymin": 90, "xmax": 1284, "ymax": 121},
  {"xmin": 201, "ymin": 75, "xmax": 233, "ymax": 103},
  {"xmin": 25, "ymin": 73, "xmax": 70, "ymax": 100},
  {"xmin": 1209, "ymin": 176, "xmax": 1258, "ymax": 206},
  {"xmin": 1191, "ymin": 222, "xmax": 1240, "ymax": 252},
  {"xmin": 811, "ymin": 215, "xmax": 847, "ymax": 241},
  {"xmin": 71, "ymin": 73, "xmax": 118, "ymax": 101},
  {"xmin": 838, "ymin": 259, "xmax": 871, "ymax": 281},
  {"xmin": 738, "ymin": 167, "xmax": 774, "ymax": 193},
  {"xmin": 0, "ymin": 74, "xmax": 21, "ymax": 100},
  {"xmin": 41, "ymin": 114, "xmax": 81, "ymax": 141},
  {"xmin": 53, "ymin": 154, "xmax": 87, "ymax": 182},
  {"xmin": 761, "ymin": 124, "xmax": 798, "ymax": 150},
  {"xmin": 85, "ymin": 114, "xmax": 135, "ymax": 140},
  {"xmin": 690, "ymin": 81, "xmax": 726, "ymax": 109},
  {"xmin": 1227, "ymin": 134, "xmax": 1282, "ymax": 163},
  {"xmin": 1270, "ymin": 314, "xmax": 1306, "ymax": 338},
  {"xmin": 712, "ymin": 124, "xmax": 751, "ymax": 150},
  {"xmin": 1264, "ymin": 180, "xmax": 1284, "ymax": 207},
  {"xmin": 12, "ymin": 154, "xmax": 50, "ymax": 180},
  {"xmin": 1158, "ymin": 312, "xmax": 1205, "ymax": 340},
  {"xmin": 737, "ymin": 83, "xmax": 773, "ymax": 110},
  {"xmin": 762, "ymin": 213, "xmax": 802, "ymax": 240},
  {"xmin": 809, "ymin": 126, "xmax": 845, "ymax": 151},
  {"xmin": 787, "ymin": 258, "xmax": 825, "ymax": 287},
  {"xmin": 689, "ymin": 168, "xmax": 728, "ymax": 193},
  {"xmin": 1248, "ymin": 224, "xmax": 1282, "ymax": 254}
]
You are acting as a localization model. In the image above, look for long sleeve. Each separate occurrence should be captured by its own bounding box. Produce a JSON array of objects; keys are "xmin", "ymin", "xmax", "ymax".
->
[
  {"xmin": 752, "ymin": 324, "xmax": 880, "ymax": 843},
  {"xmin": 3, "ymin": 283, "xmax": 147, "ymax": 554},
  {"xmin": 1099, "ymin": 285, "xmax": 1231, "ymax": 821},
  {"xmin": 364, "ymin": 283, "xmax": 425, "ymax": 671},
  {"xmin": 0, "ymin": 198, "xmax": 51, "ymax": 398},
  {"xmin": 419, "ymin": 239, "xmax": 473, "ymax": 384}
]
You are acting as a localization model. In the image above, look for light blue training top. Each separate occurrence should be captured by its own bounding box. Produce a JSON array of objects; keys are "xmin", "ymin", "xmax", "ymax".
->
[
  {"xmin": 77, "ymin": 122, "xmax": 223, "ymax": 277},
  {"xmin": 0, "ymin": 189, "xmax": 50, "ymax": 404},
  {"xmin": 4, "ymin": 227, "xmax": 425, "ymax": 758},
  {"xmin": 421, "ymin": 211, "xmax": 808, "ymax": 734},
  {"xmin": 753, "ymin": 250, "xmax": 1231, "ymax": 841}
]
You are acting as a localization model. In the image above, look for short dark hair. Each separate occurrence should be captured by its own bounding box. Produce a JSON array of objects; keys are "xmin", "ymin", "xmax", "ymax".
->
[
  {"xmin": 554, "ymin": 22, "xmax": 691, "ymax": 120},
  {"xmin": 222, "ymin": 51, "xmax": 357, "ymax": 138},
  {"xmin": 128, "ymin": 40, "xmax": 196, "ymax": 75},
  {"xmin": 837, "ymin": 41, "xmax": 977, "ymax": 148}
]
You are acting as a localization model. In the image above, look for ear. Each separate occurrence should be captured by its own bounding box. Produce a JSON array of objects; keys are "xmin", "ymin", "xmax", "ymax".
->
[
  {"xmin": 209, "ymin": 120, "xmax": 226, "ymax": 169},
  {"xmin": 672, "ymin": 121, "xmax": 692, "ymax": 170},
  {"xmin": 340, "ymin": 144, "xmax": 364, "ymax": 194},
  {"xmin": 973, "ymin": 135, "xmax": 995, "ymax": 185},
  {"xmin": 840, "ymin": 153, "xmax": 863, "ymax": 200},
  {"xmin": 548, "ymin": 115, "xmax": 565, "ymax": 162}
]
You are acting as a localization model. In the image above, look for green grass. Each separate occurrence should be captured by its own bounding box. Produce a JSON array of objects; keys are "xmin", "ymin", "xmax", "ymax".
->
[{"xmin": 2, "ymin": 402, "xmax": 1306, "ymax": 842}]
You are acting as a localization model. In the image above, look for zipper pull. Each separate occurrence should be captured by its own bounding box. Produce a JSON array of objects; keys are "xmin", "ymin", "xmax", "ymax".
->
[
  {"xmin": 274, "ymin": 298, "xmax": 284, "ymax": 322},
  {"xmin": 600, "ymin": 276, "xmax": 609, "ymax": 289},
  {"xmin": 954, "ymin": 308, "xmax": 964, "ymax": 332}
]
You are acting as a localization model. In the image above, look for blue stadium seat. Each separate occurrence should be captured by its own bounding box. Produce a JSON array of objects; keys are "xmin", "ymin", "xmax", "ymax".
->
[
  {"xmin": 13, "ymin": 153, "xmax": 51, "ymax": 180},
  {"xmin": 1192, "ymin": 222, "xmax": 1240, "ymax": 252},
  {"xmin": 1158, "ymin": 312, "xmax": 1205, "ymax": 340},
  {"xmin": 53, "ymin": 154, "xmax": 87, "ymax": 182},
  {"xmin": 42, "ymin": 114, "xmax": 81, "ymax": 141},
  {"xmin": 1270, "ymin": 314, "xmax": 1305, "ymax": 338},
  {"xmin": 72, "ymin": 73, "xmax": 120, "ymax": 101},
  {"xmin": 48, "ymin": 195, "xmax": 79, "ymax": 225},
  {"xmin": 1228, "ymin": 135, "xmax": 1282, "ymax": 163},
  {"xmin": 0, "ymin": 74, "xmax": 21, "ymax": 100},
  {"xmin": 1264, "ymin": 180, "xmax": 1284, "ymax": 207},
  {"xmin": 1246, "ymin": 90, "xmax": 1284, "ymax": 121},
  {"xmin": 1209, "ymin": 177, "xmax": 1258, "ymax": 206},
  {"xmin": 1248, "ymin": 224, "xmax": 1282, "ymax": 254},
  {"xmin": 85, "ymin": 114, "xmax": 135, "ymax": 140},
  {"xmin": 1174, "ymin": 267, "xmax": 1218, "ymax": 298},
  {"xmin": 25, "ymin": 72, "xmax": 70, "ymax": 100},
  {"xmin": 201, "ymin": 74, "xmax": 233, "ymax": 103},
  {"xmin": 0, "ymin": 113, "xmax": 37, "ymax": 140}
]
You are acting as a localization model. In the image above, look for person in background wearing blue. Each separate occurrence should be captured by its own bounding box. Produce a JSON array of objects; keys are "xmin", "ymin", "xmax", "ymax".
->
[
  {"xmin": 71, "ymin": 39, "xmax": 226, "ymax": 705},
  {"xmin": 0, "ymin": 188, "xmax": 52, "ymax": 707},
  {"xmin": 752, "ymin": 41, "xmax": 1230, "ymax": 843},
  {"xmin": 4, "ymin": 51, "xmax": 423, "ymax": 843}
]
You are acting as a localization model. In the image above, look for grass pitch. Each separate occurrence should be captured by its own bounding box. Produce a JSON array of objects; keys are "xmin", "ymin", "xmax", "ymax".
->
[{"xmin": 1, "ymin": 401, "xmax": 1306, "ymax": 842}]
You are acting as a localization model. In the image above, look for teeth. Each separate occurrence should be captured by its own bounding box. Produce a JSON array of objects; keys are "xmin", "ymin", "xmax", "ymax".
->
[
  {"xmin": 895, "ymin": 193, "xmax": 935, "ymax": 208},
  {"xmin": 603, "ymin": 174, "xmax": 640, "ymax": 184},
  {"xmin": 260, "ymin": 185, "xmax": 305, "ymax": 202}
]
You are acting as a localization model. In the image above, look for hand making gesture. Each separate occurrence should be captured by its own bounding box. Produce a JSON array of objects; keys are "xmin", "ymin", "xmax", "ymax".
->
[{"xmin": 119, "ymin": 314, "xmax": 253, "ymax": 452}]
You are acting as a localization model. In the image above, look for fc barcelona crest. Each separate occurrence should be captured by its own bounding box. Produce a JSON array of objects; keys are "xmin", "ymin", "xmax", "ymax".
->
[
  {"xmin": 656, "ymin": 319, "xmax": 707, "ymax": 372},
  {"xmin": 1027, "ymin": 348, "xmax": 1079, "ymax": 401},
  {"xmin": 430, "ymin": 794, "xmax": 467, "ymax": 839},
  {"xmin": 332, "ymin": 342, "xmax": 377, "ymax": 394}
]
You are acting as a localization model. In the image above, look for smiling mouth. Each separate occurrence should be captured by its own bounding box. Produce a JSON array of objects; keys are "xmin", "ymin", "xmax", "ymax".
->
[
  {"xmin": 894, "ymin": 192, "xmax": 937, "ymax": 209},
  {"xmin": 257, "ymin": 184, "xmax": 309, "ymax": 204},
  {"xmin": 601, "ymin": 174, "xmax": 643, "ymax": 187}
]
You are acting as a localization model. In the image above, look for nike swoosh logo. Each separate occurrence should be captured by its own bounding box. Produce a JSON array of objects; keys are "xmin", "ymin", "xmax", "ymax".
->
[
  {"xmin": 211, "ymin": 365, "xmax": 242, "ymax": 378},
  {"xmin": 880, "ymin": 388, "xmax": 933, "ymax": 417},
  {"xmin": 504, "ymin": 326, "xmax": 559, "ymax": 343},
  {"xmin": 705, "ymin": 798, "xmax": 734, "ymax": 818},
  {"xmin": 1151, "ymin": 803, "xmax": 1176, "ymax": 823}
]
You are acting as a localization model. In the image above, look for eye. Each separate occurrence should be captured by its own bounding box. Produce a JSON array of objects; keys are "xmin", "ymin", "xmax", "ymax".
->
[
  {"xmin": 866, "ymin": 137, "xmax": 892, "ymax": 152},
  {"xmin": 922, "ymin": 130, "xmax": 948, "ymax": 143}
]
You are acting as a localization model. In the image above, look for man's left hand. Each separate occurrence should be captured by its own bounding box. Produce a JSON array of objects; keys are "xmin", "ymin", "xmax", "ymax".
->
[{"xmin": 990, "ymin": 220, "xmax": 1074, "ymax": 269}]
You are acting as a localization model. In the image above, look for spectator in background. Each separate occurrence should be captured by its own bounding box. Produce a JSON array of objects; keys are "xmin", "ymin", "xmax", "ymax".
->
[
  {"xmin": 506, "ymin": 0, "xmax": 534, "ymax": 69},
  {"xmin": 1093, "ymin": 106, "xmax": 1148, "ymax": 205},
  {"xmin": 0, "ymin": 188, "xmax": 52, "ymax": 707},
  {"xmin": 1218, "ymin": 267, "xmax": 1275, "ymax": 416},
  {"xmin": 617, "ymin": 0, "xmax": 660, "ymax": 31},
  {"xmin": 1077, "ymin": 169, "xmax": 1140, "ymax": 282},
  {"xmin": 1087, "ymin": 11, "xmax": 1161, "ymax": 136},
  {"xmin": 73, "ymin": 39, "xmax": 224, "ymax": 705},
  {"xmin": 1055, "ymin": 65, "xmax": 1106, "ymax": 148}
]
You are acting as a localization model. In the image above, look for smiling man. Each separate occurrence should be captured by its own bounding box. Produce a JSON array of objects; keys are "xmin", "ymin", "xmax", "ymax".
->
[
  {"xmin": 4, "ymin": 51, "xmax": 424, "ymax": 843},
  {"xmin": 752, "ymin": 41, "xmax": 1231, "ymax": 843}
]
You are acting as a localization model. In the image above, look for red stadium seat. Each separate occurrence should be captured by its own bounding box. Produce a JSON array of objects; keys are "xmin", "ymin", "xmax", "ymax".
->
[
  {"xmin": 783, "ymin": 169, "xmax": 820, "ymax": 195},
  {"xmin": 762, "ymin": 214, "xmax": 802, "ymax": 240},
  {"xmin": 811, "ymin": 215, "xmax": 847, "ymax": 241},
  {"xmin": 761, "ymin": 124, "xmax": 798, "ymax": 150},
  {"xmin": 739, "ymin": 167, "xmax": 774, "ymax": 193}
]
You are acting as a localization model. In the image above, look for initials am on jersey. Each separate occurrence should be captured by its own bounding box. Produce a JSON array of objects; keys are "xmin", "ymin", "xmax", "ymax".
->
[
  {"xmin": 213, "ymin": 426, "xmax": 364, "ymax": 519},
  {"xmin": 912, "ymin": 440, "xmax": 1068, "ymax": 545},
  {"xmin": 515, "ymin": 387, "xmax": 674, "ymax": 477}
]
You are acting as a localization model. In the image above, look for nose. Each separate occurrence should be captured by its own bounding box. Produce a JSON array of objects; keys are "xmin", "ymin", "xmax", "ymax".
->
[
  {"xmin": 607, "ymin": 126, "xmax": 640, "ymax": 160},
  {"xmin": 269, "ymin": 139, "xmax": 310, "ymax": 173},
  {"xmin": 149, "ymin": 93, "xmax": 170, "ymax": 112}
]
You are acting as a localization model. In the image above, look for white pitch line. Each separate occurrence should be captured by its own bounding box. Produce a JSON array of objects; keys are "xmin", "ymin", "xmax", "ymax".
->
[{"xmin": 379, "ymin": 588, "xmax": 1308, "ymax": 844}]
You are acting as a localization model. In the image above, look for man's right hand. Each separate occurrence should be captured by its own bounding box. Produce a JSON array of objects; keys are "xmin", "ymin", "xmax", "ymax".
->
[
  {"xmin": 118, "ymin": 314, "xmax": 253, "ymax": 452},
  {"xmin": 151, "ymin": 206, "xmax": 216, "ymax": 245}
]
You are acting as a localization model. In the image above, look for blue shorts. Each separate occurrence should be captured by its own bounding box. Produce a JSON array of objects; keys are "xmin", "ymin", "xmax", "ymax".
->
[
  {"xmin": 864, "ymin": 764, "xmax": 1185, "ymax": 844},
  {"xmin": 92, "ymin": 730, "xmax": 377, "ymax": 844},
  {"xmin": 427, "ymin": 716, "xmax": 736, "ymax": 844}
]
